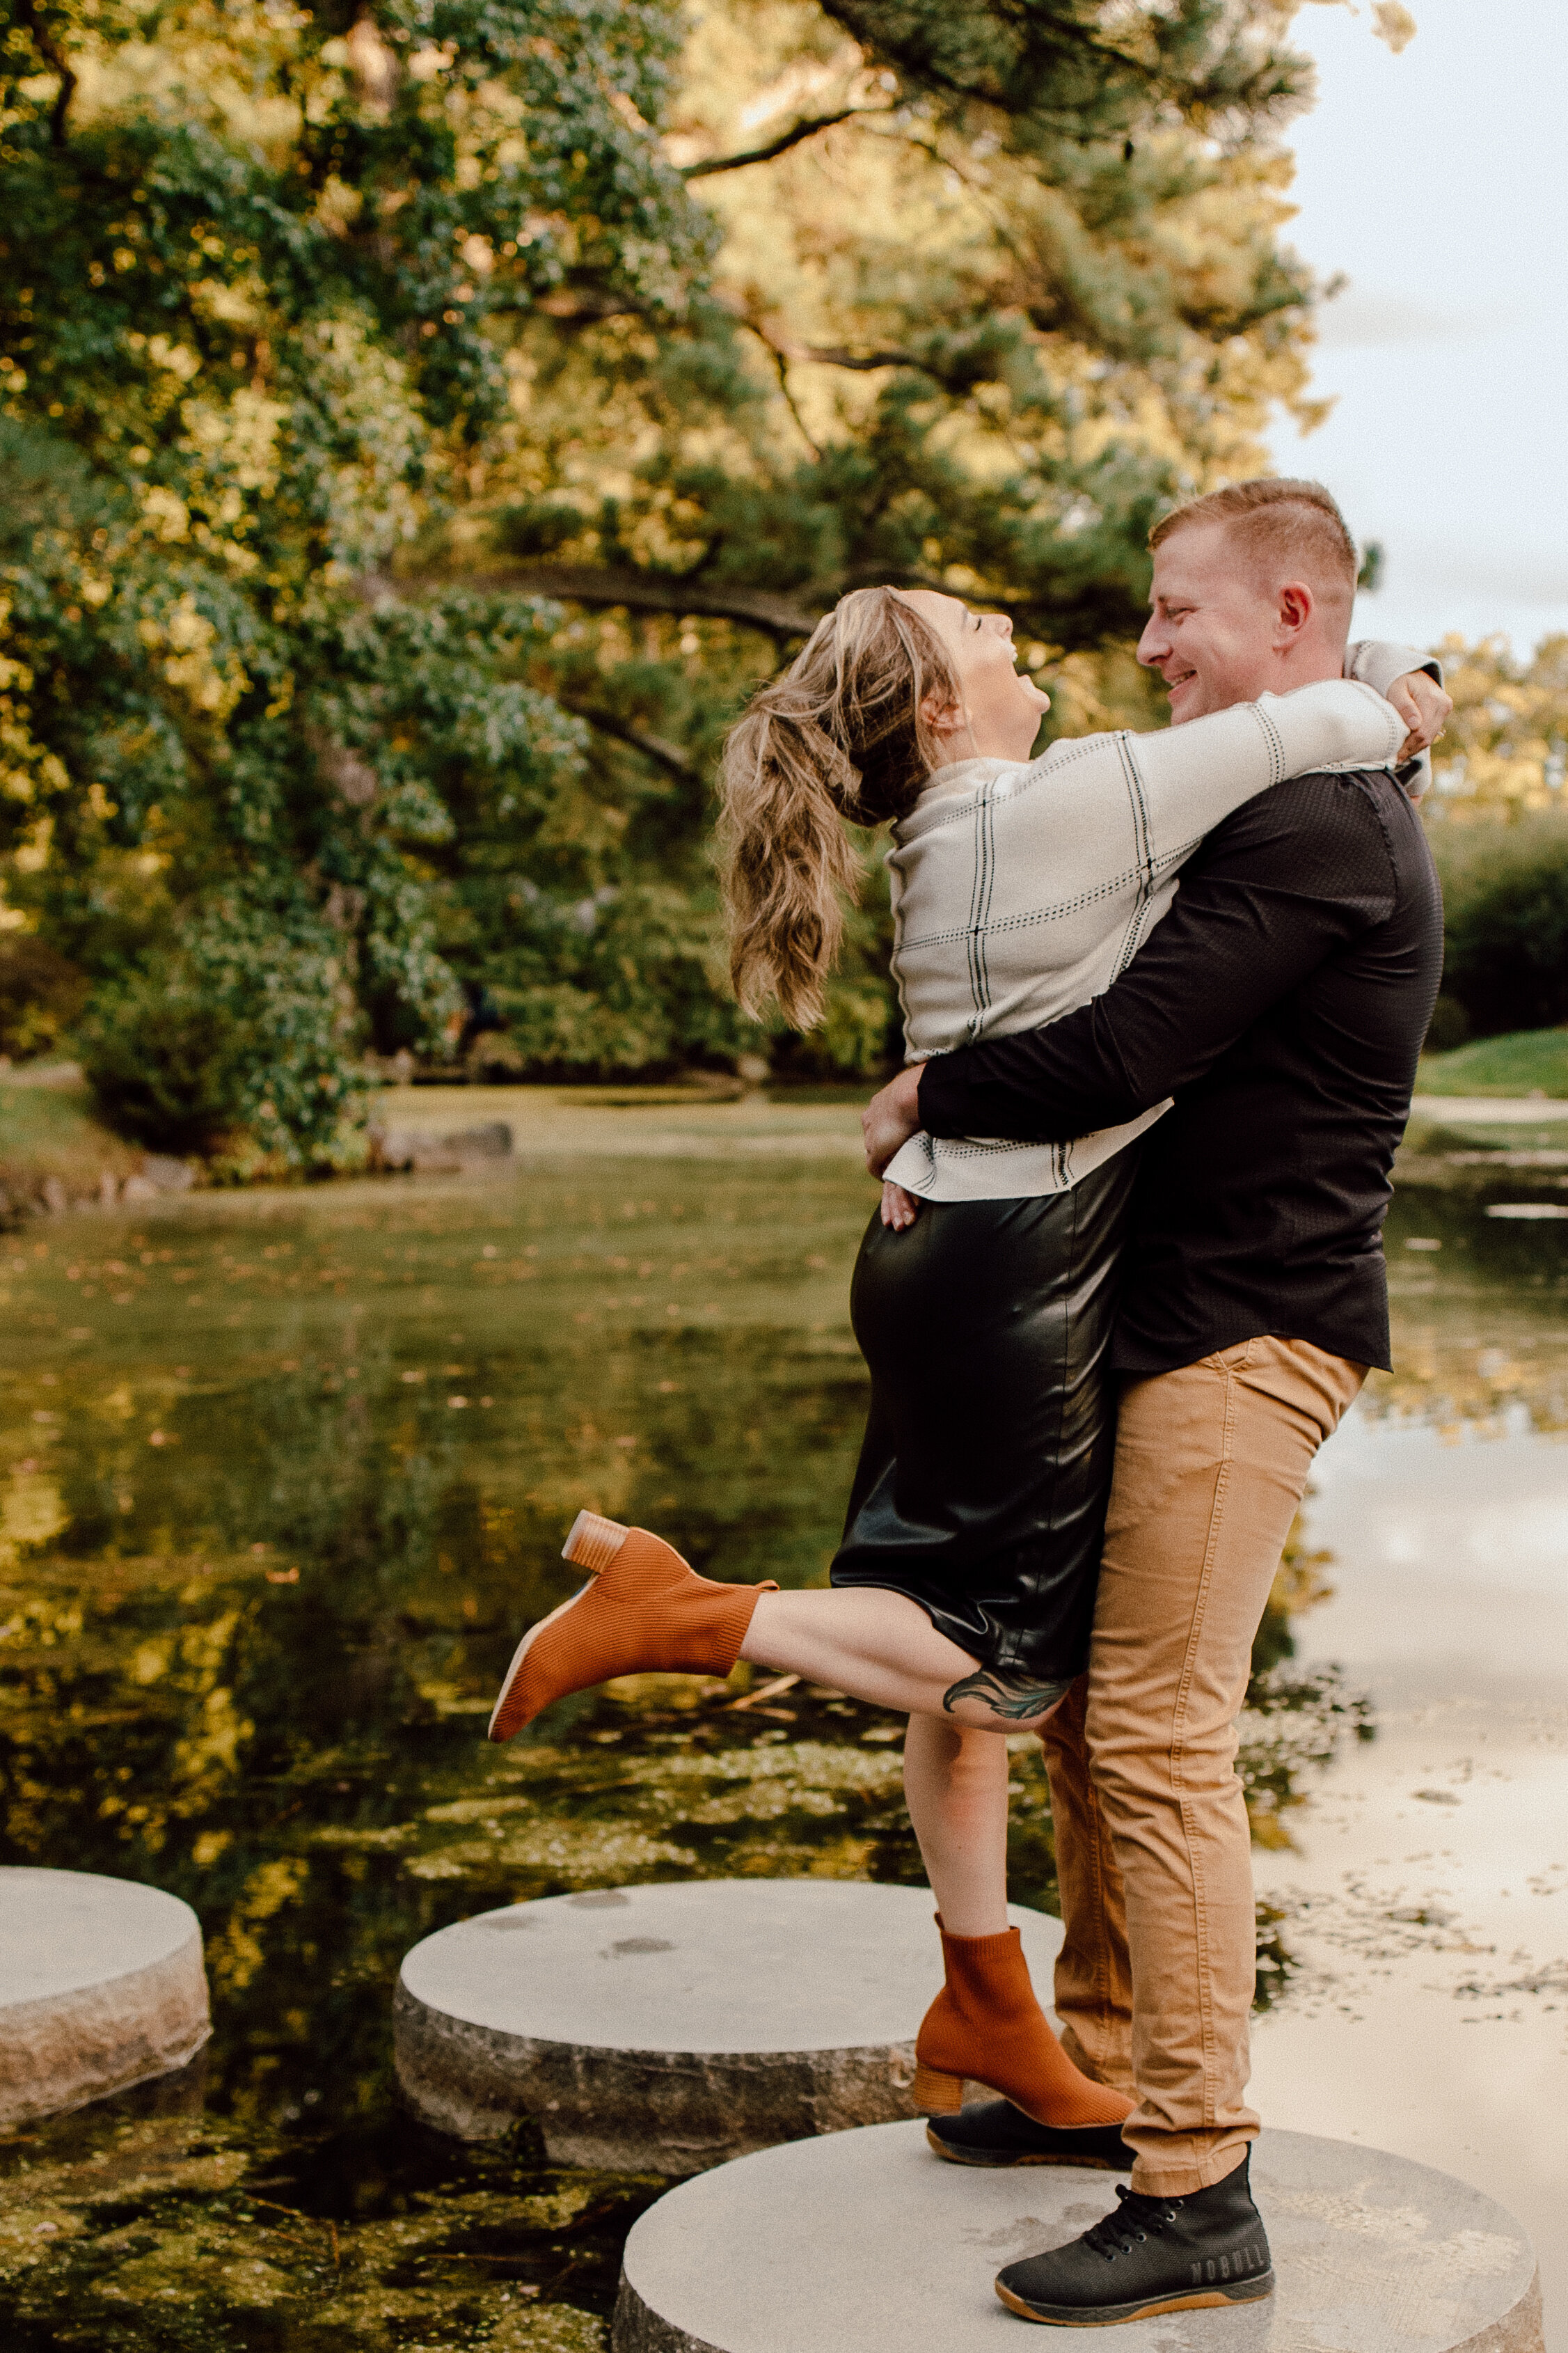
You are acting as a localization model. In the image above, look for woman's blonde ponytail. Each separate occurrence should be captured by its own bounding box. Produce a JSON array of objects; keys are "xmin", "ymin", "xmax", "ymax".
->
[{"xmin": 718, "ymin": 588, "xmax": 956, "ymax": 1031}]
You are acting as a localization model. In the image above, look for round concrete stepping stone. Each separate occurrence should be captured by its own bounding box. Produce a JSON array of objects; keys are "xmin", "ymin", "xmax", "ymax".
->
[
  {"xmin": 395, "ymin": 1879, "xmax": 1062, "ymax": 2172},
  {"xmin": 615, "ymin": 2120, "xmax": 1542, "ymax": 2353},
  {"xmin": 0, "ymin": 1867, "xmax": 212, "ymax": 2127}
]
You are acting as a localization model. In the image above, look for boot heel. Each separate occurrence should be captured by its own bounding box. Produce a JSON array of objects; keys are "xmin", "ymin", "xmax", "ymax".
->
[
  {"xmin": 562, "ymin": 1511, "xmax": 630, "ymax": 1573},
  {"xmin": 912, "ymin": 2062, "xmax": 964, "ymax": 2115}
]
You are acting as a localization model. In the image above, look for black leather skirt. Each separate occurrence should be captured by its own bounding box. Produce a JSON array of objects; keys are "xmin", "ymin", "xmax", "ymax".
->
[{"xmin": 830, "ymin": 1142, "xmax": 1140, "ymax": 1681}]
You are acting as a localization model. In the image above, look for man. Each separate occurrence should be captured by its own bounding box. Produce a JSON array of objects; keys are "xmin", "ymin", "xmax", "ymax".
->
[{"xmin": 863, "ymin": 479, "xmax": 1448, "ymax": 2325}]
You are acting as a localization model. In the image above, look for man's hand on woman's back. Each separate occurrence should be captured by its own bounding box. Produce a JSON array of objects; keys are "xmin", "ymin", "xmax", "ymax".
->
[{"xmin": 863, "ymin": 1062, "xmax": 923, "ymax": 1178}]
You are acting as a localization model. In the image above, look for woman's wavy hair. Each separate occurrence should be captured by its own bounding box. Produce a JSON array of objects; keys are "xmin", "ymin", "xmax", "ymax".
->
[{"xmin": 718, "ymin": 586, "xmax": 958, "ymax": 1030}]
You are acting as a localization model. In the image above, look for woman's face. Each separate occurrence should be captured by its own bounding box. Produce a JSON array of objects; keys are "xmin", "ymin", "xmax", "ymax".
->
[{"xmin": 900, "ymin": 590, "xmax": 1051, "ymax": 764}]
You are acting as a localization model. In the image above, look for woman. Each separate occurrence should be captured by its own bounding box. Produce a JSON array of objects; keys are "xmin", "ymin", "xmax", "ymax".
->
[{"xmin": 485, "ymin": 588, "xmax": 1439, "ymax": 2158}]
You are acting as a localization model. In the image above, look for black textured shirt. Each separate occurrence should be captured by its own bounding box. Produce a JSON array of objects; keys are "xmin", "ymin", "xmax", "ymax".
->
[{"xmin": 916, "ymin": 766, "xmax": 1444, "ymax": 1376}]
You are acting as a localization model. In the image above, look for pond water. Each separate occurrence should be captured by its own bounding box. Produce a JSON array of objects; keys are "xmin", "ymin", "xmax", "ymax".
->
[
  {"xmin": 1253, "ymin": 1187, "xmax": 1568, "ymax": 2350},
  {"xmin": 1, "ymin": 1098, "xmax": 1563, "ymax": 2349}
]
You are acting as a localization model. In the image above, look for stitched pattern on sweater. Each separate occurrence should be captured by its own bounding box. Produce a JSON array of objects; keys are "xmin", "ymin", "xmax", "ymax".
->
[
  {"xmin": 898, "ymin": 846, "xmax": 1203, "ymax": 954},
  {"xmin": 964, "ymin": 787, "xmax": 998, "ymax": 1040},
  {"xmin": 1109, "ymin": 730, "xmax": 1159, "ymax": 979},
  {"xmin": 895, "ymin": 729, "xmax": 1146, "ymax": 842}
]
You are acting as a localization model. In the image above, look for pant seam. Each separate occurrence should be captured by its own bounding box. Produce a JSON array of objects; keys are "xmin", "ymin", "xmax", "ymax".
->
[
  {"xmin": 1084, "ymin": 1740, "xmax": 1114, "ymax": 2066},
  {"xmin": 1168, "ymin": 1355, "xmax": 1241, "ymax": 2136},
  {"xmin": 1089, "ymin": 1777, "xmax": 1110, "ymax": 2046}
]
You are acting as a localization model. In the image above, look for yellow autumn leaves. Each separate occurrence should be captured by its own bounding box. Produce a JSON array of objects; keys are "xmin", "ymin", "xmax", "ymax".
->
[{"xmin": 1429, "ymin": 636, "xmax": 1568, "ymax": 821}]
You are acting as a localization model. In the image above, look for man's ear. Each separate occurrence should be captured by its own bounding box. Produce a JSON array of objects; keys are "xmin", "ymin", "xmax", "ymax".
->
[{"xmin": 1274, "ymin": 580, "xmax": 1315, "ymax": 649}]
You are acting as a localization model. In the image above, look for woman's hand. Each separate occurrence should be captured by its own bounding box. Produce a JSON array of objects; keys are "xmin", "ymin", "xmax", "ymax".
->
[
  {"xmin": 1388, "ymin": 668, "xmax": 1453, "ymax": 764},
  {"xmin": 880, "ymin": 1181, "xmax": 919, "ymax": 1230}
]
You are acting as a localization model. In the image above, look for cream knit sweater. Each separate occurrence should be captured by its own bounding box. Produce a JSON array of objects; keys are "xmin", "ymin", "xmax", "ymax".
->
[{"xmin": 882, "ymin": 645, "xmax": 1426, "ymax": 1204}]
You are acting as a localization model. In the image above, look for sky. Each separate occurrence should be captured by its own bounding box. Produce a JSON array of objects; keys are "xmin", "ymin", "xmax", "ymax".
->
[{"xmin": 1266, "ymin": 0, "xmax": 1568, "ymax": 659}]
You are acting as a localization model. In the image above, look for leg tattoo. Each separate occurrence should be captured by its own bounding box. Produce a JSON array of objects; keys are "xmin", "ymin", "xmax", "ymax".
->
[{"xmin": 942, "ymin": 1666, "xmax": 1072, "ymax": 1723}]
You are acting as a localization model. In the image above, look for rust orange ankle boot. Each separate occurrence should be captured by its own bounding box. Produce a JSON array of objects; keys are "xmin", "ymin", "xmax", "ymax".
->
[
  {"xmin": 913, "ymin": 1919, "xmax": 1134, "ymax": 2132},
  {"xmin": 487, "ymin": 1512, "xmax": 777, "ymax": 1742}
]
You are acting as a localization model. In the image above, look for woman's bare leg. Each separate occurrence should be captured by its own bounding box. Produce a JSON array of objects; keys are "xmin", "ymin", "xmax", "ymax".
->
[
  {"xmin": 740, "ymin": 1587, "xmax": 1067, "ymax": 1733},
  {"xmin": 901, "ymin": 1712, "xmax": 1132, "ymax": 2131},
  {"xmin": 491, "ymin": 1522, "xmax": 1069, "ymax": 1747},
  {"xmin": 902, "ymin": 1714, "xmax": 1012, "ymax": 1935}
]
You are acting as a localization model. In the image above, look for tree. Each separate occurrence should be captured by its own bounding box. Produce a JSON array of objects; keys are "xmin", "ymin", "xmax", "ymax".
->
[
  {"xmin": 1425, "ymin": 634, "xmax": 1568, "ymax": 822},
  {"xmin": 1, "ymin": 0, "xmax": 1330, "ymax": 1150}
]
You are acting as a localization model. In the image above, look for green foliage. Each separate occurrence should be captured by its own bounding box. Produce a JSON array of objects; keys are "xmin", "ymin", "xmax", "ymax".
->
[
  {"xmin": 1430, "ymin": 815, "xmax": 1568, "ymax": 1041},
  {"xmin": 77, "ymin": 959, "xmax": 249, "ymax": 1152},
  {"xmin": 78, "ymin": 897, "xmax": 383, "ymax": 1163},
  {"xmin": 0, "ymin": 928, "xmax": 86, "ymax": 1056},
  {"xmin": 1421, "ymin": 995, "xmax": 1470, "ymax": 1055},
  {"xmin": 1, "ymin": 0, "xmax": 1324, "ymax": 1143}
]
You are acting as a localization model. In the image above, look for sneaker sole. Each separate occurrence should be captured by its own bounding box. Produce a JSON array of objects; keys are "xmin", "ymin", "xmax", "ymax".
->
[
  {"xmin": 995, "ymin": 2274, "xmax": 1274, "ymax": 2327},
  {"xmin": 926, "ymin": 2126, "xmax": 1127, "ymax": 2172}
]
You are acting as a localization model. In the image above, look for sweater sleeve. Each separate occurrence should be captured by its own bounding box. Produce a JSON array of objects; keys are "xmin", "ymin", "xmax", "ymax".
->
[
  {"xmin": 917, "ymin": 776, "xmax": 1400, "ymax": 1145},
  {"xmin": 1345, "ymin": 640, "xmax": 1443, "ymax": 693},
  {"xmin": 1344, "ymin": 640, "xmax": 1444, "ymax": 800},
  {"xmin": 1020, "ymin": 678, "xmax": 1405, "ymax": 874}
]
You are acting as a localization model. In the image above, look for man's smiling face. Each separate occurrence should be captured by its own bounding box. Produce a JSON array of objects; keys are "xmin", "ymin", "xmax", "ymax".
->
[{"xmin": 1137, "ymin": 520, "xmax": 1284, "ymax": 724}]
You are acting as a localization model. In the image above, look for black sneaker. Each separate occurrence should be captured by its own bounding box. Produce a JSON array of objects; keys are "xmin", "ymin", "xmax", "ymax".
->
[
  {"xmin": 926, "ymin": 2100, "xmax": 1132, "ymax": 2172},
  {"xmin": 994, "ymin": 2149, "xmax": 1274, "ymax": 2326}
]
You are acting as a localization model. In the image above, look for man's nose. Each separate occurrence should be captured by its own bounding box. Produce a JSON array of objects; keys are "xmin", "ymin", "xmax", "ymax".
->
[{"xmin": 1136, "ymin": 616, "xmax": 1169, "ymax": 667}]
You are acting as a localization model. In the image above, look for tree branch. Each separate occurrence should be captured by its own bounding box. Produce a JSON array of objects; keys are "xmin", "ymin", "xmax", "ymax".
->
[
  {"xmin": 747, "ymin": 318, "xmax": 959, "ymax": 384},
  {"xmin": 16, "ymin": 0, "xmax": 77, "ymax": 145},
  {"xmin": 563, "ymin": 703, "xmax": 701, "ymax": 785},
  {"xmin": 482, "ymin": 290, "xmax": 647, "ymax": 326},
  {"xmin": 738, "ymin": 323, "xmax": 821, "ymax": 457},
  {"xmin": 741, "ymin": 302, "xmax": 957, "ymax": 390},
  {"xmin": 796, "ymin": 343, "xmax": 935, "ymax": 373},
  {"xmin": 429, "ymin": 563, "xmax": 824, "ymax": 640},
  {"xmin": 681, "ymin": 107, "xmax": 886, "ymax": 178}
]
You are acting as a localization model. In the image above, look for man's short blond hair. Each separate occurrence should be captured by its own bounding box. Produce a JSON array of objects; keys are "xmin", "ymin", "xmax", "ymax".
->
[{"xmin": 1150, "ymin": 479, "xmax": 1359, "ymax": 608}]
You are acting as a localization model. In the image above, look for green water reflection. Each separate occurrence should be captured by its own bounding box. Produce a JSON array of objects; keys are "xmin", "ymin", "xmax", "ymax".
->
[
  {"xmin": 6, "ymin": 1147, "xmax": 1562, "ymax": 2347},
  {"xmin": 1378, "ymin": 1181, "xmax": 1568, "ymax": 1430}
]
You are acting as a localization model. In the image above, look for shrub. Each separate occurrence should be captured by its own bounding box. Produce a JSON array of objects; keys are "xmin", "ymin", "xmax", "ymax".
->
[
  {"xmin": 0, "ymin": 934, "xmax": 89, "ymax": 1060},
  {"xmin": 180, "ymin": 898, "xmax": 374, "ymax": 1171},
  {"xmin": 1423, "ymin": 994, "xmax": 1471, "ymax": 1054},
  {"xmin": 78, "ymin": 967, "xmax": 251, "ymax": 1153},
  {"xmin": 77, "ymin": 897, "xmax": 374, "ymax": 1166},
  {"xmin": 1429, "ymin": 814, "xmax": 1568, "ymax": 1037}
]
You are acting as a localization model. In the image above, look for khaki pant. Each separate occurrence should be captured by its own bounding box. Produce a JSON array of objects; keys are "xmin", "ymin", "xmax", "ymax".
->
[{"xmin": 1041, "ymin": 1336, "xmax": 1365, "ymax": 2197}]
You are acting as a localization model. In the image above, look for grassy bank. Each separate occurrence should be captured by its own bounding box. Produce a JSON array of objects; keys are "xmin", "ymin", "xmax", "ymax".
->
[
  {"xmin": 1418, "ymin": 1026, "xmax": 1568, "ymax": 1098},
  {"xmin": 0, "ymin": 1068, "xmax": 871, "ymax": 1220},
  {"xmin": 11, "ymin": 1034, "xmax": 1568, "ymax": 1229},
  {"xmin": 0, "ymin": 1064, "xmax": 145, "ymax": 1213}
]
